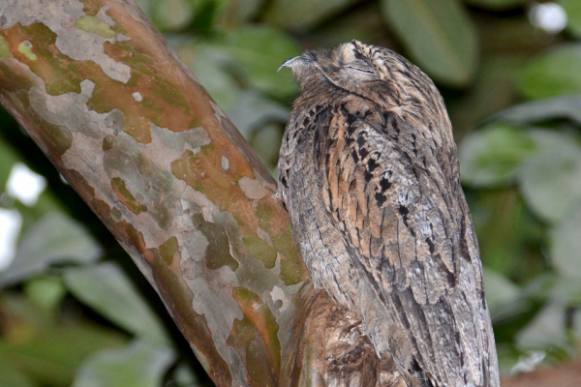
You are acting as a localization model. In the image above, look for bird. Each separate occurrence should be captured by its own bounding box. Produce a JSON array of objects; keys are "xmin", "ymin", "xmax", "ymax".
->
[{"xmin": 277, "ymin": 40, "xmax": 500, "ymax": 387}]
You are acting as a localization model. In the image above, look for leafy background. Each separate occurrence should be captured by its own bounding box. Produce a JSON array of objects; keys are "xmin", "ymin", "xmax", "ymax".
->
[{"xmin": 1, "ymin": 0, "xmax": 581, "ymax": 385}]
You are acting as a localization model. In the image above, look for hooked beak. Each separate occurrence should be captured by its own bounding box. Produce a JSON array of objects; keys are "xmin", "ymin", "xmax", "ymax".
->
[
  {"xmin": 278, "ymin": 53, "xmax": 312, "ymax": 72},
  {"xmin": 278, "ymin": 56, "xmax": 301, "ymax": 72}
]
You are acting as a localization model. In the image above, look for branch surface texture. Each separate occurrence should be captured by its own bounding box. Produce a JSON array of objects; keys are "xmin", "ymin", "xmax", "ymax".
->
[{"xmin": 0, "ymin": 1, "xmax": 316, "ymax": 385}]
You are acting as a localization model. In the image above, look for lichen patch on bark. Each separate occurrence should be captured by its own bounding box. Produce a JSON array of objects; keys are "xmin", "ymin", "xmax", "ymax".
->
[
  {"xmin": 17, "ymin": 41, "xmax": 37, "ymax": 60},
  {"xmin": 75, "ymin": 15, "xmax": 116, "ymax": 38},
  {"xmin": 111, "ymin": 176, "xmax": 147, "ymax": 214}
]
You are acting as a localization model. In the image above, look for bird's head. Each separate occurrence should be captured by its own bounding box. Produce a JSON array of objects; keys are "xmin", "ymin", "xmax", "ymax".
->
[
  {"xmin": 280, "ymin": 40, "xmax": 439, "ymax": 109},
  {"xmin": 279, "ymin": 40, "xmax": 378, "ymax": 90}
]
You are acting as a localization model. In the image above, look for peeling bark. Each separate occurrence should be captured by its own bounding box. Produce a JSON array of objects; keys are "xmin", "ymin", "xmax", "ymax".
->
[{"xmin": 0, "ymin": 1, "xmax": 393, "ymax": 386}]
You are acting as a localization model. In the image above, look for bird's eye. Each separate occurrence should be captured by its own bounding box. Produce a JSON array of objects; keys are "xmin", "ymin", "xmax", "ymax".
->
[{"xmin": 345, "ymin": 64, "xmax": 374, "ymax": 74}]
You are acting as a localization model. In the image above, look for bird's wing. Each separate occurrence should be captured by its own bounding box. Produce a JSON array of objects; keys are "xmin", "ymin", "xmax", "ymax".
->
[{"xmin": 316, "ymin": 99, "xmax": 497, "ymax": 386}]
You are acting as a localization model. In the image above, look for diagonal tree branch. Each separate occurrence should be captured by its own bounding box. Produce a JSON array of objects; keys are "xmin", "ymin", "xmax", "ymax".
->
[{"xmin": 0, "ymin": 0, "xmax": 319, "ymax": 385}]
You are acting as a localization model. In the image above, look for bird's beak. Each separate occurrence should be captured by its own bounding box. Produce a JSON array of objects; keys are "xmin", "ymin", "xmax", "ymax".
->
[{"xmin": 278, "ymin": 56, "xmax": 303, "ymax": 72}]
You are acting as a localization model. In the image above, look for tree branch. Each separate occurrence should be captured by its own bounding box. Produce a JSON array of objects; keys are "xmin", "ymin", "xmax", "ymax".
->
[{"xmin": 0, "ymin": 0, "xmax": 318, "ymax": 385}]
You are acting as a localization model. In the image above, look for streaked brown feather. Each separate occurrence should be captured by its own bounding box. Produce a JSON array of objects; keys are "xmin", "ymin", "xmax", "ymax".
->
[{"xmin": 278, "ymin": 41, "xmax": 499, "ymax": 387}]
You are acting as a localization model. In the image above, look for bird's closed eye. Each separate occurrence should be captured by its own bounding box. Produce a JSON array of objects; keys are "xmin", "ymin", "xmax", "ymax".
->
[{"xmin": 344, "ymin": 64, "xmax": 374, "ymax": 75}]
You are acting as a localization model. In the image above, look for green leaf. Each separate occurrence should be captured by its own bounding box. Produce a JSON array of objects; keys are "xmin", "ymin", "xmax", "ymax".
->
[
  {"xmin": 550, "ymin": 276, "xmax": 581, "ymax": 305},
  {"xmin": 219, "ymin": 26, "xmax": 300, "ymax": 98},
  {"xmin": 490, "ymin": 95, "xmax": 581, "ymax": 125},
  {"xmin": 464, "ymin": 0, "xmax": 525, "ymax": 10},
  {"xmin": 472, "ymin": 189, "xmax": 545, "ymax": 281},
  {"xmin": 72, "ymin": 341, "xmax": 174, "ymax": 387},
  {"xmin": 483, "ymin": 269, "xmax": 521, "ymax": 321},
  {"xmin": 140, "ymin": 0, "xmax": 197, "ymax": 31},
  {"xmin": 266, "ymin": 0, "xmax": 356, "ymax": 31},
  {"xmin": 517, "ymin": 44, "xmax": 581, "ymax": 99},
  {"xmin": 169, "ymin": 362, "xmax": 209, "ymax": 387},
  {"xmin": 64, "ymin": 263, "xmax": 169, "ymax": 346},
  {"xmin": 0, "ymin": 138, "xmax": 20, "ymax": 192},
  {"xmin": 381, "ymin": 0, "xmax": 478, "ymax": 86},
  {"xmin": 459, "ymin": 124, "xmax": 536, "ymax": 187},
  {"xmin": 228, "ymin": 91, "xmax": 288, "ymax": 137},
  {"xmin": 303, "ymin": 3, "xmax": 389, "ymax": 48},
  {"xmin": 518, "ymin": 130, "xmax": 581, "ymax": 223},
  {"xmin": 0, "ymin": 212, "xmax": 101, "ymax": 287},
  {"xmin": 0, "ymin": 295, "xmax": 126, "ymax": 387},
  {"xmin": 561, "ymin": 0, "xmax": 581, "ymax": 38},
  {"xmin": 516, "ymin": 302, "xmax": 567, "ymax": 350},
  {"xmin": 251, "ymin": 124, "xmax": 284, "ymax": 169},
  {"xmin": 447, "ymin": 56, "xmax": 525, "ymax": 136},
  {"xmin": 219, "ymin": 0, "xmax": 264, "ymax": 24},
  {"xmin": 574, "ymin": 309, "xmax": 581, "ymax": 344},
  {"xmin": 176, "ymin": 42, "xmax": 241, "ymax": 112},
  {"xmin": 24, "ymin": 275, "xmax": 66, "ymax": 310},
  {"xmin": 551, "ymin": 201, "xmax": 581, "ymax": 279},
  {"xmin": 0, "ymin": 359, "xmax": 36, "ymax": 387}
]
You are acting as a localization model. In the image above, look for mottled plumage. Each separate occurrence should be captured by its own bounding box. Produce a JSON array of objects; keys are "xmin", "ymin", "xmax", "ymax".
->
[{"xmin": 278, "ymin": 41, "xmax": 499, "ymax": 387}]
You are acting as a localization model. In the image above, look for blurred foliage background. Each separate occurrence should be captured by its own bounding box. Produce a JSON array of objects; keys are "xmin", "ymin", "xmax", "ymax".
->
[{"xmin": 1, "ymin": 0, "xmax": 581, "ymax": 386}]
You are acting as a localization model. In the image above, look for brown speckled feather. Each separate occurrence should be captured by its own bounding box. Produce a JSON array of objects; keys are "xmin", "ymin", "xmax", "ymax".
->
[{"xmin": 278, "ymin": 41, "xmax": 499, "ymax": 387}]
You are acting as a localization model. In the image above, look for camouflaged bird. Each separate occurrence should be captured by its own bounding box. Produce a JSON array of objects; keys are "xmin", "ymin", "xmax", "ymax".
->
[{"xmin": 278, "ymin": 41, "xmax": 500, "ymax": 387}]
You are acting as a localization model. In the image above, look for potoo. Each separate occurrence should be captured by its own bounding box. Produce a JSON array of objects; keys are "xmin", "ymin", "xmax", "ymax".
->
[{"xmin": 278, "ymin": 41, "xmax": 499, "ymax": 387}]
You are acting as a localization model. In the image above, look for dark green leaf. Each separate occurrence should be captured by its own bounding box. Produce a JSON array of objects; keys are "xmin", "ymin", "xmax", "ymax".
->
[
  {"xmin": 574, "ymin": 309, "xmax": 581, "ymax": 344},
  {"xmin": 219, "ymin": 26, "xmax": 300, "ymax": 98},
  {"xmin": 472, "ymin": 189, "xmax": 544, "ymax": 281},
  {"xmin": 139, "ymin": 0, "xmax": 197, "ymax": 31},
  {"xmin": 251, "ymin": 124, "xmax": 283, "ymax": 169},
  {"xmin": 0, "ymin": 359, "xmax": 36, "ymax": 387},
  {"xmin": 518, "ymin": 130, "xmax": 581, "ymax": 222},
  {"xmin": 219, "ymin": 0, "xmax": 263, "ymax": 24},
  {"xmin": 517, "ymin": 44, "xmax": 581, "ymax": 99},
  {"xmin": 490, "ymin": 95, "xmax": 581, "ymax": 125},
  {"xmin": 551, "ymin": 201, "xmax": 581, "ymax": 279},
  {"xmin": 72, "ymin": 341, "xmax": 174, "ymax": 387},
  {"xmin": 0, "ymin": 139, "xmax": 20, "ymax": 192},
  {"xmin": 459, "ymin": 124, "xmax": 536, "ymax": 187},
  {"xmin": 0, "ymin": 295, "xmax": 126, "ymax": 387},
  {"xmin": 464, "ymin": 0, "xmax": 525, "ymax": 10},
  {"xmin": 266, "ymin": 0, "xmax": 356, "ymax": 31},
  {"xmin": 561, "ymin": 0, "xmax": 581, "ymax": 38},
  {"xmin": 64, "ymin": 263, "xmax": 169, "ymax": 346},
  {"xmin": 447, "ymin": 56, "xmax": 523, "ymax": 136},
  {"xmin": 307, "ymin": 3, "xmax": 391, "ymax": 48},
  {"xmin": 381, "ymin": 0, "xmax": 478, "ymax": 86}
]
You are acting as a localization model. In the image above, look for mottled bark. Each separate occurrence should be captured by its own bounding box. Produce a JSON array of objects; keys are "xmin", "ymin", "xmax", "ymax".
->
[{"xmin": 0, "ymin": 1, "xmax": 390, "ymax": 386}]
